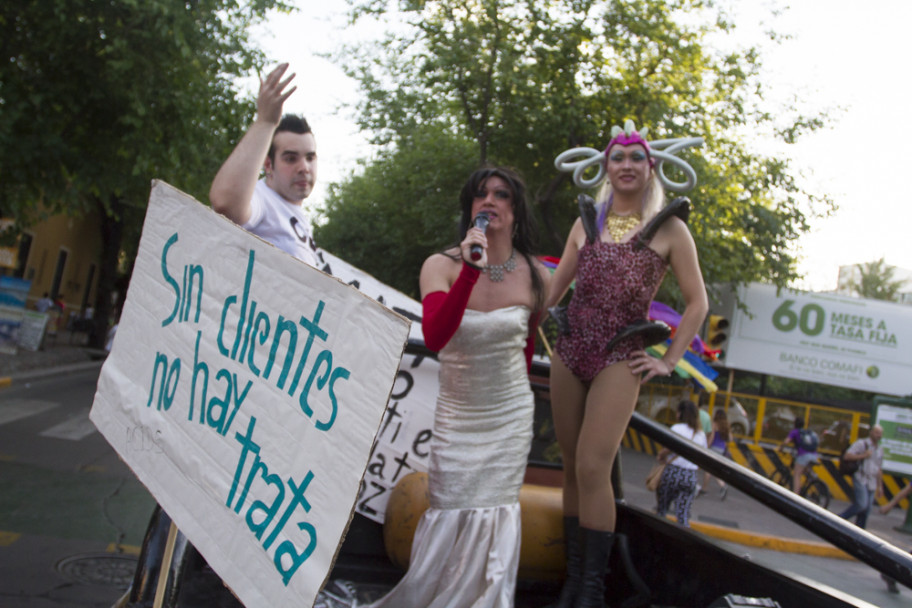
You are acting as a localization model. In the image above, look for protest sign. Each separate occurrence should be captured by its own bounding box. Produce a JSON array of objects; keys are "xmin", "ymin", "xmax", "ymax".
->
[
  {"xmin": 0, "ymin": 277, "xmax": 30, "ymax": 354},
  {"xmin": 17, "ymin": 311, "xmax": 49, "ymax": 351},
  {"xmin": 90, "ymin": 181, "xmax": 410, "ymax": 607},
  {"xmin": 320, "ymin": 252, "xmax": 440, "ymax": 523}
]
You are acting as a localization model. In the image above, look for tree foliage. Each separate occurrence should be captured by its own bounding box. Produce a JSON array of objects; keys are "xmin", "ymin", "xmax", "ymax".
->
[
  {"xmin": 315, "ymin": 128, "xmax": 478, "ymax": 296},
  {"xmin": 846, "ymin": 258, "xmax": 907, "ymax": 302},
  {"xmin": 0, "ymin": 0, "xmax": 288, "ymax": 345},
  {"xmin": 324, "ymin": 0, "xmax": 832, "ymax": 305}
]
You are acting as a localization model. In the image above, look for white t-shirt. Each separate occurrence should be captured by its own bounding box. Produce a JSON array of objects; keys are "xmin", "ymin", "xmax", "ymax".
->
[
  {"xmin": 36, "ymin": 297, "xmax": 53, "ymax": 313},
  {"xmin": 846, "ymin": 438, "xmax": 884, "ymax": 491},
  {"xmin": 243, "ymin": 179, "xmax": 324, "ymax": 269},
  {"xmin": 669, "ymin": 422, "xmax": 708, "ymax": 470}
]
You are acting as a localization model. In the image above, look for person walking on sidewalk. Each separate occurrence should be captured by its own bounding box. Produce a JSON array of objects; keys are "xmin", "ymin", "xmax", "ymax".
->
[
  {"xmin": 694, "ymin": 407, "xmax": 712, "ymax": 496},
  {"xmin": 702, "ymin": 408, "xmax": 730, "ymax": 500},
  {"xmin": 655, "ymin": 400, "xmax": 708, "ymax": 527},
  {"xmin": 839, "ymin": 425, "xmax": 884, "ymax": 529}
]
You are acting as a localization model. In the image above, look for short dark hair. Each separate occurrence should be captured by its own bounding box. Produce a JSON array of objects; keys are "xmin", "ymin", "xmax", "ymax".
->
[{"xmin": 267, "ymin": 114, "xmax": 312, "ymax": 164}]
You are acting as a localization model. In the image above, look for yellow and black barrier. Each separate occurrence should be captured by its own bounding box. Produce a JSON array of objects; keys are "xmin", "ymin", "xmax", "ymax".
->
[{"xmin": 622, "ymin": 427, "xmax": 909, "ymax": 511}]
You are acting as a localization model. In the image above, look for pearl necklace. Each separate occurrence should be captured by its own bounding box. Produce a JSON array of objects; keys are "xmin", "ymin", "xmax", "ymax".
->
[
  {"xmin": 483, "ymin": 249, "xmax": 517, "ymax": 282},
  {"xmin": 606, "ymin": 210, "xmax": 641, "ymax": 242}
]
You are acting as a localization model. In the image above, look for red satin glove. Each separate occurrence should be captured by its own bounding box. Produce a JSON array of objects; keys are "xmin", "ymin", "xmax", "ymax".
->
[{"xmin": 421, "ymin": 262, "xmax": 480, "ymax": 351}]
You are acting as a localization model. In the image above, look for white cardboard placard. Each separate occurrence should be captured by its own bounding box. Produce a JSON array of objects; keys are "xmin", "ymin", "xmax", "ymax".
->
[{"xmin": 90, "ymin": 181, "xmax": 410, "ymax": 607}]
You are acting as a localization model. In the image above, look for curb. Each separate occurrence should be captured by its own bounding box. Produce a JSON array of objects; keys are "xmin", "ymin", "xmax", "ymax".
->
[
  {"xmin": 688, "ymin": 519, "xmax": 852, "ymax": 560},
  {"xmin": 0, "ymin": 359, "xmax": 105, "ymax": 389}
]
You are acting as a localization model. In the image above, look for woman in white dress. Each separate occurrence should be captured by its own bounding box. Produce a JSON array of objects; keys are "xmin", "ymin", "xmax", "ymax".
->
[{"xmin": 365, "ymin": 166, "xmax": 550, "ymax": 608}]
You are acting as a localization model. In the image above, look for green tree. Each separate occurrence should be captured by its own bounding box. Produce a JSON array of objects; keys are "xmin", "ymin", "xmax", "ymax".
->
[
  {"xmin": 0, "ymin": 0, "xmax": 288, "ymax": 346},
  {"xmin": 846, "ymin": 258, "xmax": 907, "ymax": 301},
  {"xmin": 316, "ymin": 128, "xmax": 478, "ymax": 297},
  {"xmin": 325, "ymin": 0, "xmax": 832, "ymax": 305}
]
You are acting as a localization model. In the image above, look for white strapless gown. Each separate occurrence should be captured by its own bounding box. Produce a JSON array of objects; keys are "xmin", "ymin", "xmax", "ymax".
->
[{"xmin": 365, "ymin": 306, "xmax": 535, "ymax": 608}]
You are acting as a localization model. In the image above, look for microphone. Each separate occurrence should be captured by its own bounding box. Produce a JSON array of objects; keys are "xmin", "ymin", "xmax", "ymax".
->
[{"xmin": 469, "ymin": 211, "xmax": 490, "ymax": 261}]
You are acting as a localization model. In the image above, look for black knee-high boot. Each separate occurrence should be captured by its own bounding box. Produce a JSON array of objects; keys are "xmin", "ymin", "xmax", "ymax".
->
[
  {"xmin": 547, "ymin": 516, "xmax": 581, "ymax": 608},
  {"xmin": 575, "ymin": 527, "xmax": 614, "ymax": 608}
]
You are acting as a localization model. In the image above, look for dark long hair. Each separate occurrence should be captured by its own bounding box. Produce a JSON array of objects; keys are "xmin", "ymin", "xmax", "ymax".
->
[
  {"xmin": 677, "ymin": 400, "xmax": 700, "ymax": 433},
  {"xmin": 714, "ymin": 408, "xmax": 730, "ymax": 442},
  {"xmin": 453, "ymin": 166, "xmax": 544, "ymax": 309}
]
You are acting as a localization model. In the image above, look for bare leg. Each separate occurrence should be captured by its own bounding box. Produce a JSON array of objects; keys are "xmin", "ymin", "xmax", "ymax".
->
[
  {"xmin": 576, "ymin": 361, "xmax": 640, "ymax": 531},
  {"xmin": 703, "ymin": 468, "xmax": 725, "ymax": 490},
  {"xmin": 881, "ymin": 483, "xmax": 912, "ymax": 514},
  {"xmin": 549, "ymin": 354, "xmax": 588, "ymax": 517},
  {"xmin": 793, "ymin": 463, "xmax": 806, "ymax": 494}
]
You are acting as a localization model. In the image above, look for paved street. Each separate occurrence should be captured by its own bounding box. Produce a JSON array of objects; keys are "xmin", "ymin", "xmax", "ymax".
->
[{"xmin": 0, "ymin": 364, "xmax": 155, "ymax": 608}]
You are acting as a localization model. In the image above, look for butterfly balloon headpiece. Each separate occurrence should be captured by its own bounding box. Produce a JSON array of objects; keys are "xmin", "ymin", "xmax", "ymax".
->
[{"xmin": 555, "ymin": 120, "xmax": 703, "ymax": 191}]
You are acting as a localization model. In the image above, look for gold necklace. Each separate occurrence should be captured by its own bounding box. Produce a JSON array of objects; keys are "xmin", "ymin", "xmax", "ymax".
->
[{"xmin": 606, "ymin": 211, "xmax": 641, "ymax": 242}]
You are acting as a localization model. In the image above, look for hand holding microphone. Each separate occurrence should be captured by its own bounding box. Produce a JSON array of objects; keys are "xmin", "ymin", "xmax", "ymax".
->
[{"xmin": 469, "ymin": 211, "xmax": 491, "ymax": 262}]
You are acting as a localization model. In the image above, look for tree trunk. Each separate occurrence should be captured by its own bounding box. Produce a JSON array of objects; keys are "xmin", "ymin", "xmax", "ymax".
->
[
  {"xmin": 536, "ymin": 173, "xmax": 569, "ymax": 253},
  {"xmin": 89, "ymin": 195, "xmax": 124, "ymax": 350}
]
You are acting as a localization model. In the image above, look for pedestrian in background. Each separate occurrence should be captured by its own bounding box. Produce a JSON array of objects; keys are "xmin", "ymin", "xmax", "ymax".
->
[
  {"xmin": 35, "ymin": 293, "xmax": 53, "ymax": 313},
  {"xmin": 839, "ymin": 425, "xmax": 884, "ymax": 529},
  {"xmin": 778, "ymin": 417, "xmax": 819, "ymax": 495},
  {"xmin": 695, "ymin": 406, "xmax": 712, "ymax": 496},
  {"xmin": 702, "ymin": 408, "xmax": 730, "ymax": 500},
  {"xmin": 880, "ymin": 479, "xmax": 911, "ymax": 515},
  {"xmin": 655, "ymin": 400, "xmax": 708, "ymax": 527}
]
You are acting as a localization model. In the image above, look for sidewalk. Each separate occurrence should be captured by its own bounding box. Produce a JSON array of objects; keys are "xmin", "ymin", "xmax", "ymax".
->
[{"xmin": 0, "ymin": 330, "xmax": 104, "ymax": 387}]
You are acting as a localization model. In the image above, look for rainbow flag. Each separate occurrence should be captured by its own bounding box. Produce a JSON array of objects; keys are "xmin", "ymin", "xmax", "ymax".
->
[{"xmin": 646, "ymin": 341, "xmax": 719, "ymax": 392}]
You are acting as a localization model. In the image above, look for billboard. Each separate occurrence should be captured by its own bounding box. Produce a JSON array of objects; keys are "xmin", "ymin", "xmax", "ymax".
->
[
  {"xmin": 874, "ymin": 397, "xmax": 912, "ymax": 477},
  {"xmin": 725, "ymin": 283, "xmax": 912, "ymax": 396}
]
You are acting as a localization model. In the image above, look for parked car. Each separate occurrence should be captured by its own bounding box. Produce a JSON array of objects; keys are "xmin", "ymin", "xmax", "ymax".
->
[
  {"xmin": 720, "ymin": 399, "xmax": 751, "ymax": 436},
  {"xmin": 820, "ymin": 419, "xmax": 870, "ymax": 452},
  {"xmin": 761, "ymin": 406, "xmax": 799, "ymax": 442}
]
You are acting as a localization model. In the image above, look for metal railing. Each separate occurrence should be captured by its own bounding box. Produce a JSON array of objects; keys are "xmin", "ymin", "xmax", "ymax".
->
[{"xmin": 636, "ymin": 382, "xmax": 871, "ymax": 453}]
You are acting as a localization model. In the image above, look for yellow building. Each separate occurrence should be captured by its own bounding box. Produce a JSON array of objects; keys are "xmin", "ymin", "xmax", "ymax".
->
[{"xmin": 1, "ymin": 211, "xmax": 103, "ymax": 328}]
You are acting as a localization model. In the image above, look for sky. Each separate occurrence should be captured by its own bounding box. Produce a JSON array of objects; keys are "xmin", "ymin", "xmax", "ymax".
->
[{"xmin": 247, "ymin": 0, "xmax": 912, "ymax": 293}]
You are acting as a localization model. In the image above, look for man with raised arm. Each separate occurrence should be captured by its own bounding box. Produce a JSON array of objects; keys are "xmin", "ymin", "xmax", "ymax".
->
[{"xmin": 210, "ymin": 63, "xmax": 327, "ymax": 271}]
